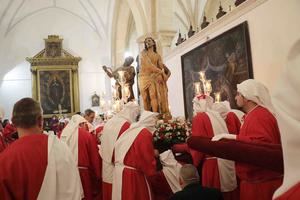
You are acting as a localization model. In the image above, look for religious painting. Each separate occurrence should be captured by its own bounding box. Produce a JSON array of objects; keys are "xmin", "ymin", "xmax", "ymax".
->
[
  {"xmin": 27, "ymin": 35, "xmax": 81, "ymax": 122},
  {"xmin": 37, "ymin": 69, "xmax": 73, "ymax": 115},
  {"xmin": 91, "ymin": 93, "xmax": 100, "ymax": 107},
  {"xmin": 181, "ymin": 21, "xmax": 253, "ymax": 120}
]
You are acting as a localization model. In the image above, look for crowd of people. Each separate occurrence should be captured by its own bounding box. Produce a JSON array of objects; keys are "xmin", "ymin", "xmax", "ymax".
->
[{"xmin": 0, "ymin": 45, "xmax": 299, "ymax": 199}]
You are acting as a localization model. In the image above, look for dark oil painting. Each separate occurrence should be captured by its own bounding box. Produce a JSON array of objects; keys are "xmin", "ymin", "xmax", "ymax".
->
[
  {"xmin": 38, "ymin": 70, "xmax": 72, "ymax": 115},
  {"xmin": 181, "ymin": 22, "xmax": 253, "ymax": 120}
]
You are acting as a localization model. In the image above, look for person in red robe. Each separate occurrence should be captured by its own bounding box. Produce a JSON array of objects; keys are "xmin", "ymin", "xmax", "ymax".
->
[
  {"xmin": 190, "ymin": 94, "xmax": 238, "ymax": 200},
  {"xmin": 100, "ymin": 102, "xmax": 140, "ymax": 200},
  {"xmin": 211, "ymin": 100, "xmax": 243, "ymax": 135},
  {"xmin": 150, "ymin": 149, "xmax": 182, "ymax": 200},
  {"xmin": 60, "ymin": 114, "xmax": 102, "ymax": 200},
  {"xmin": 0, "ymin": 98, "xmax": 82, "ymax": 200},
  {"xmin": 213, "ymin": 79, "xmax": 282, "ymax": 200},
  {"xmin": 84, "ymin": 109, "xmax": 103, "ymax": 141},
  {"xmin": 112, "ymin": 111, "xmax": 158, "ymax": 200}
]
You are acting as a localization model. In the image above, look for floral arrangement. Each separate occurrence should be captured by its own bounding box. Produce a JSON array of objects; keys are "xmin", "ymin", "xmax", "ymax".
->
[{"xmin": 153, "ymin": 117, "xmax": 191, "ymax": 147}]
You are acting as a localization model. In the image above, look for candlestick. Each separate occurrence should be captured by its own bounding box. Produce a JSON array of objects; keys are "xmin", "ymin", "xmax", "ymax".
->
[
  {"xmin": 194, "ymin": 82, "xmax": 202, "ymax": 96},
  {"xmin": 199, "ymin": 71, "xmax": 206, "ymax": 82},
  {"xmin": 214, "ymin": 92, "xmax": 221, "ymax": 103},
  {"xmin": 204, "ymin": 80, "xmax": 212, "ymax": 95}
]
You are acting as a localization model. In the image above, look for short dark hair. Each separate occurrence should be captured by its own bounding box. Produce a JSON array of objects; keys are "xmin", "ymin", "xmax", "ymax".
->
[
  {"xmin": 12, "ymin": 98, "xmax": 42, "ymax": 128},
  {"xmin": 84, "ymin": 109, "xmax": 95, "ymax": 116}
]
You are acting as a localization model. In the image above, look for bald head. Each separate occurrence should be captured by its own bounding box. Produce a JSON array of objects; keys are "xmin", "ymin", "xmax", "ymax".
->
[{"xmin": 180, "ymin": 164, "xmax": 200, "ymax": 186}]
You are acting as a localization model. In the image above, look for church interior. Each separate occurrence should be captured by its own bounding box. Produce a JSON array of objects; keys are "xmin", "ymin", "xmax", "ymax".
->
[{"xmin": 0, "ymin": 0, "xmax": 300, "ymax": 199}]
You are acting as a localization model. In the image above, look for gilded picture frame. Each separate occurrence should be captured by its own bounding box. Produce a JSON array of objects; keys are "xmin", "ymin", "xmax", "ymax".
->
[
  {"xmin": 27, "ymin": 35, "xmax": 81, "ymax": 123},
  {"xmin": 31, "ymin": 65, "xmax": 80, "ymax": 118}
]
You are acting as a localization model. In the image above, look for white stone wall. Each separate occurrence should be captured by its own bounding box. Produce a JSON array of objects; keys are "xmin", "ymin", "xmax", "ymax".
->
[
  {"xmin": 0, "ymin": 0, "xmax": 115, "ymax": 119},
  {"xmin": 164, "ymin": 0, "xmax": 300, "ymax": 117}
]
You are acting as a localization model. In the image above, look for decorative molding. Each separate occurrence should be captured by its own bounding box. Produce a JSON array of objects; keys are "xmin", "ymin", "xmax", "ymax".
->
[
  {"xmin": 164, "ymin": 0, "xmax": 268, "ymax": 60},
  {"xmin": 26, "ymin": 35, "xmax": 81, "ymax": 66}
]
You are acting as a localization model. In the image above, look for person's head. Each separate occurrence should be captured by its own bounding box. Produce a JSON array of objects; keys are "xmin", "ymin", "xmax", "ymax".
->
[
  {"xmin": 211, "ymin": 101, "xmax": 230, "ymax": 119},
  {"xmin": 137, "ymin": 111, "xmax": 159, "ymax": 133},
  {"xmin": 179, "ymin": 164, "xmax": 200, "ymax": 188},
  {"xmin": 84, "ymin": 109, "xmax": 95, "ymax": 123},
  {"xmin": 11, "ymin": 98, "xmax": 43, "ymax": 132},
  {"xmin": 144, "ymin": 37, "xmax": 157, "ymax": 52},
  {"xmin": 193, "ymin": 94, "xmax": 214, "ymax": 115},
  {"xmin": 117, "ymin": 102, "xmax": 140, "ymax": 123},
  {"xmin": 235, "ymin": 79, "xmax": 274, "ymax": 114},
  {"xmin": 123, "ymin": 56, "xmax": 134, "ymax": 67}
]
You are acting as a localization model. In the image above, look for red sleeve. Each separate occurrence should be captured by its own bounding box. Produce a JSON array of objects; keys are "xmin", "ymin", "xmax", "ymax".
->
[
  {"xmin": 190, "ymin": 113, "xmax": 213, "ymax": 166},
  {"xmin": 87, "ymin": 134, "xmax": 102, "ymax": 181},
  {"xmin": 117, "ymin": 121, "xmax": 131, "ymax": 138},
  {"xmin": 95, "ymin": 126, "xmax": 103, "ymax": 134},
  {"xmin": 275, "ymin": 183, "xmax": 300, "ymax": 200},
  {"xmin": 226, "ymin": 112, "xmax": 241, "ymax": 135},
  {"xmin": 136, "ymin": 129, "xmax": 157, "ymax": 177},
  {"xmin": 237, "ymin": 110, "xmax": 281, "ymax": 144}
]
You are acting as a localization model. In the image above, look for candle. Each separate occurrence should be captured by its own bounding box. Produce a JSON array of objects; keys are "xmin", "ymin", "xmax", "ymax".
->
[
  {"xmin": 204, "ymin": 80, "xmax": 212, "ymax": 95},
  {"xmin": 199, "ymin": 71, "xmax": 206, "ymax": 81},
  {"xmin": 215, "ymin": 92, "xmax": 221, "ymax": 103},
  {"xmin": 194, "ymin": 82, "xmax": 202, "ymax": 96}
]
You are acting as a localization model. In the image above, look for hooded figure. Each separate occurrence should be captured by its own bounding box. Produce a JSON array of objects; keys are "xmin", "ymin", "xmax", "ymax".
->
[
  {"xmin": 112, "ymin": 111, "xmax": 159, "ymax": 200},
  {"xmin": 100, "ymin": 102, "xmax": 140, "ymax": 200},
  {"xmin": 212, "ymin": 79, "xmax": 282, "ymax": 200},
  {"xmin": 211, "ymin": 101, "xmax": 243, "ymax": 135},
  {"xmin": 61, "ymin": 114, "xmax": 102, "ymax": 200},
  {"xmin": 190, "ymin": 95, "xmax": 238, "ymax": 199}
]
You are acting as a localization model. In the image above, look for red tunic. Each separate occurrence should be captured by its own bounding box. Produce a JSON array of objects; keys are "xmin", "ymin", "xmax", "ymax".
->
[
  {"xmin": 236, "ymin": 106, "xmax": 282, "ymax": 200},
  {"xmin": 148, "ymin": 171, "xmax": 173, "ymax": 200},
  {"xmin": 275, "ymin": 183, "xmax": 300, "ymax": 200},
  {"xmin": 0, "ymin": 133, "xmax": 6, "ymax": 152},
  {"xmin": 190, "ymin": 113, "xmax": 220, "ymax": 187},
  {"xmin": 225, "ymin": 112, "xmax": 241, "ymax": 135},
  {"xmin": 191, "ymin": 112, "xmax": 239, "ymax": 200},
  {"xmin": 0, "ymin": 134, "xmax": 48, "ymax": 200},
  {"xmin": 102, "ymin": 122, "xmax": 130, "ymax": 200},
  {"xmin": 120, "ymin": 128, "xmax": 156, "ymax": 200},
  {"xmin": 78, "ymin": 127, "xmax": 102, "ymax": 200}
]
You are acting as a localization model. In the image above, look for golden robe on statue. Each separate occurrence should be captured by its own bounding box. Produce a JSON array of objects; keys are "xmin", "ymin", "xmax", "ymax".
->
[{"xmin": 138, "ymin": 37, "xmax": 171, "ymax": 119}]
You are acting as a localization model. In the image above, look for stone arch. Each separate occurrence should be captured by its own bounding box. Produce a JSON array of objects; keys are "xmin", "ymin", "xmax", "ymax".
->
[{"xmin": 111, "ymin": 0, "xmax": 148, "ymax": 66}]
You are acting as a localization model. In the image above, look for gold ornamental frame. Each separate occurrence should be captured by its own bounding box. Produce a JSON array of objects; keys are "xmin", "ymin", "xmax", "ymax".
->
[{"xmin": 27, "ymin": 35, "xmax": 81, "ymax": 118}]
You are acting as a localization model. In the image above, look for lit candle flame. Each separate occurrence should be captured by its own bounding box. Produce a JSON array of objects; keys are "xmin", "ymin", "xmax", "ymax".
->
[
  {"xmin": 199, "ymin": 71, "xmax": 206, "ymax": 81},
  {"xmin": 204, "ymin": 80, "xmax": 212, "ymax": 95},
  {"xmin": 215, "ymin": 92, "xmax": 221, "ymax": 103},
  {"xmin": 194, "ymin": 82, "xmax": 202, "ymax": 96}
]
